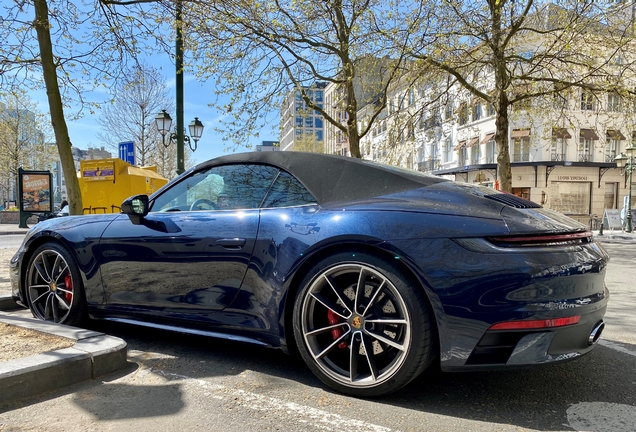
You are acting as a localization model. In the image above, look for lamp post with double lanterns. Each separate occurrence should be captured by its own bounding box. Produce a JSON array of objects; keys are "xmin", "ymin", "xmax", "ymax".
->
[
  {"xmin": 155, "ymin": 110, "xmax": 204, "ymax": 176},
  {"xmin": 615, "ymin": 143, "xmax": 636, "ymax": 233}
]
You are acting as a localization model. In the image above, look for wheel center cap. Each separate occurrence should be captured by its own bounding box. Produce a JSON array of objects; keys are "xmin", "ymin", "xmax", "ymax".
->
[
  {"xmin": 351, "ymin": 315, "xmax": 363, "ymax": 329},
  {"xmin": 50, "ymin": 283, "xmax": 57, "ymax": 291}
]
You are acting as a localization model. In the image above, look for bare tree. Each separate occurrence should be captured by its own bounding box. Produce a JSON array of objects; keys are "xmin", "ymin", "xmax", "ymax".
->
[
  {"xmin": 407, "ymin": 0, "xmax": 636, "ymax": 192},
  {"xmin": 97, "ymin": 63, "xmax": 174, "ymax": 172}
]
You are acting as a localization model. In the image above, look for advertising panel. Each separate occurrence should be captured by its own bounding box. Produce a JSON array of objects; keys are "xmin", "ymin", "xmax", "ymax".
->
[
  {"xmin": 21, "ymin": 173, "xmax": 51, "ymax": 212},
  {"xmin": 82, "ymin": 161, "xmax": 115, "ymax": 181}
]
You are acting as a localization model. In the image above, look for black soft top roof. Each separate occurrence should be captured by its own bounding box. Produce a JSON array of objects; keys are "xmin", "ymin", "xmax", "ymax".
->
[{"xmin": 199, "ymin": 151, "xmax": 447, "ymax": 205}]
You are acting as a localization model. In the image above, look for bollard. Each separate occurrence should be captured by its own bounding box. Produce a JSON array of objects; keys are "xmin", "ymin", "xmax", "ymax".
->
[{"xmin": 599, "ymin": 221, "xmax": 604, "ymax": 236}]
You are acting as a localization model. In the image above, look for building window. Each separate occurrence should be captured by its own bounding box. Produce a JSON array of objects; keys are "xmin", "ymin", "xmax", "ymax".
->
[
  {"xmin": 606, "ymin": 130, "xmax": 625, "ymax": 162},
  {"xmin": 608, "ymin": 92, "xmax": 622, "ymax": 112},
  {"xmin": 578, "ymin": 138, "xmax": 593, "ymax": 162},
  {"xmin": 486, "ymin": 137, "xmax": 496, "ymax": 163},
  {"xmin": 549, "ymin": 182, "xmax": 591, "ymax": 215},
  {"xmin": 473, "ymin": 103, "xmax": 482, "ymax": 121},
  {"xmin": 408, "ymin": 89, "xmax": 415, "ymax": 107},
  {"xmin": 578, "ymin": 129, "xmax": 598, "ymax": 162},
  {"xmin": 512, "ymin": 137, "xmax": 530, "ymax": 161},
  {"xmin": 551, "ymin": 138, "xmax": 567, "ymax": 161},
  {"xmin": 581, "ymin": 90, "xmax": 596, "ymax": 111},
  {"xmin": 315, "ymin": 117, "xmax": 323, "ymax": 128},
  {"xmin": 316, "ymin": 130, "xmax": 323, "ymax": 141},
  {"xmin": 605, "ymin": 183, "xmax": 618, "ymax": 209},
  {"xmin": 445, "ymin": 101, "xmax": 453, "ymax": 120},
  {"xmin": 457, "ymin": 145, "xmax": 467, "ymax": 165},
  {"xmin": 551, "ymin": 128, "xmax": 571, "ymax": 161},
  {"xmin": 443, "ymin": 138, "xmax": 452, "ymax": 163},
  {"xmin": 512, "ymin": 187, "xmax": 531, "ymax": 200},
  {"xmin": 487, "ymin": 103, "xmax": 496, "ymax": 116},
  {"xmin": 458, "ymin": 104, "xmax": 468, "ymax": 126},
  {"xmin": 471, "ymin": 141, "xmax": 481, "ymax": 164},
  {"xmin": 295, "ymin": 116, "xmax": 303, "ymax": 127},
  {"xmin": 511, "ymin": 129, "xmax": 531, "ymax": 162},
  {"xmin": 315, "ymin": 91, "xmax": 323, "ymax": 102},
  {"xmin": 305, "ymin": 117, "xmax": 313, "ymax": 127}
]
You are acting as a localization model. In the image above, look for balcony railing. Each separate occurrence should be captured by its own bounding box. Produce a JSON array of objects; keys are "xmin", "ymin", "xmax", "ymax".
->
[
  {"xmin": 512, "ymin": 154, "xmax": 530, "ymax": 162},
  {"xmin": 418, "ymin": 159, "xmax": 440, "ymax": 173},
  {"xmin": 605, "ymin": 153, "xmax": 616, "ymax": 162},
  {"xmin": 578, "ymin": 153, "xmax": 593, "ymax": 162},
  {"xmin": 551, "ymin": 153, "xmax": 565, "ymax": 161}
]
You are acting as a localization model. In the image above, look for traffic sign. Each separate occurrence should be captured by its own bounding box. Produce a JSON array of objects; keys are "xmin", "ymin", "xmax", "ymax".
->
[{"xmin": 119, "ymin": 141, "xmax": 135, "ymax": 166}]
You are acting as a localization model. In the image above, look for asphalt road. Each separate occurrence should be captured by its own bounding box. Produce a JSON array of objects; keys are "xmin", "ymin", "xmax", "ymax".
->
[
  {"xmin": 0, "ymin": 235, "xmax": 23, "ymax": 249},
  {"xmin": 0, "ymin": 242, "xmax": 634, "ymax": 432}
]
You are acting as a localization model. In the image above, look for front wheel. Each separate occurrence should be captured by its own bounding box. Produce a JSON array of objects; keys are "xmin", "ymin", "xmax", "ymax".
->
[
  {"xmin": 293, "ymin": 252, "xmax": 436, "ymax": 397},
  {"xmin": 25, "ymin": 242, "xmax": 87, "ymax": 326}
]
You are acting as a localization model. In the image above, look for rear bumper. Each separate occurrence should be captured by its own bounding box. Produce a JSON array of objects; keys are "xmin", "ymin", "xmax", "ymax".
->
[{"xmin": 442, "ymin": 286, "xmax": 608, "ymax": 371}]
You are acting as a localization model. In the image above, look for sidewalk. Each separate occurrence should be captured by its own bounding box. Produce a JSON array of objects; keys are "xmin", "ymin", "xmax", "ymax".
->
[
  {"xmin": 0, "ymin": 310, "xmax": 128, "ymax": 404},
  {"xmin": 0, "ymin": 223, "xmax": 31, "ymax": 236},
  {"xmin": 0, "ymin": 223, "xmax": 127, "ymax": 404}
]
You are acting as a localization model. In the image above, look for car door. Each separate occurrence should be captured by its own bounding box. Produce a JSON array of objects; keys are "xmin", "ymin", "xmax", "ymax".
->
[{"xmin": 97, "ymin": 163, "xmax": 279, "ymax": 321}]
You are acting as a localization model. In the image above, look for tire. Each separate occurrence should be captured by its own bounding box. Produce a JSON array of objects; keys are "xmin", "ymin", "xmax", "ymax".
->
[
  {"xmin": 293, "ymin": 251, "xmax": 436, "ymax": 397},
  {"xmin": 25, "ymin": 242, "xmax": 87, "ymax": 326}
]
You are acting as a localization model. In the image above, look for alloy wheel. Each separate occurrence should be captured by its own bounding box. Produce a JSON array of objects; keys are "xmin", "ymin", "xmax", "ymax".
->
[
  {"xmin": 300, "ymin": 263, "xmax": 411, "ymax": 388},
  {"xmin": 27, "ymin": 249, "xmax": 75, "ymax": 323}
]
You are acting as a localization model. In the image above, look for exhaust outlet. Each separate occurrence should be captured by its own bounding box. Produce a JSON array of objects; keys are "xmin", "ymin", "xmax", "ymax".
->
[{"xmin": 588, "ymin": 321, "xmax": 605, "ymax": 346}]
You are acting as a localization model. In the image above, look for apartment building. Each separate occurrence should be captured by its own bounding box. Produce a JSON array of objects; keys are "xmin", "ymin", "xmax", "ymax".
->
[
  {"xmin": 279, "ymin": 83, "xmax": 327, "ymax": 152},
  {"xmin": 359, "ymin": 77, "xmax": 636, "ymax": 224}
]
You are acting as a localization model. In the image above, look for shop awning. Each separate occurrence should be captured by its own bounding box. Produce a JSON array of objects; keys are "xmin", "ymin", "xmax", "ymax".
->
[
  {"xmin": 510, "ymin": 128, "xmax": 531, "ymax": 138},
  {"xmin": 580, "ymin": 128, "xmax": 599, "ymax": 140},
  {"xmin": 480, "ymin": 133, "xmax": 495, "ymax": 144},
  {"xmin": 454, "ymin": 140, "xmax": 466, "ymax": 150},
  {"xmin": 607, "ymin": 130, "xmax": 626, "ymax": 140},
  {"xmin": 551, "ymin": 127, "xmax": 572, "ymax": 139},
  {"xmin": 465, "ymin": 137, "xmax": 480, "ymax": 147}
]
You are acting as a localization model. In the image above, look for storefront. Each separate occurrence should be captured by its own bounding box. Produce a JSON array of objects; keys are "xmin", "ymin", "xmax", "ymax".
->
[{"xmin": 435, "ymin": 161, "xmax": 633, "ymax": 227}]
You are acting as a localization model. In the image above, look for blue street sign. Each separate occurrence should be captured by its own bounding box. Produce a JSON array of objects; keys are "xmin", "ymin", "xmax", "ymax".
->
[{"xmin": 119, "ymin": 141, "xmax": 135, "ymax": 166}]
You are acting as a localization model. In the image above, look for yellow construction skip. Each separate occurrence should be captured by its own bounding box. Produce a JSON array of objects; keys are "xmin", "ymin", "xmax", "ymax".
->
[{"xmin": 79, "ymin": 158, "xmax": 168, "ymax": 214}]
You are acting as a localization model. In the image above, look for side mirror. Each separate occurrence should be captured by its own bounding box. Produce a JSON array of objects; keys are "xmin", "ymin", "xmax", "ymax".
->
[{"xmin": 121, "ymin": 194, "xmax": 149, "ymax": 225}]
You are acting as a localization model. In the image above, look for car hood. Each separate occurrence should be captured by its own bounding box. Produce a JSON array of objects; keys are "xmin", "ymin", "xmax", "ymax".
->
[
  {"xmin": 329, "ymin": 181, "xmax": 586, "ymax": 235},
  {"xmin": 23, "ymin": 213, "xmax": 120, "ymax": 240}
]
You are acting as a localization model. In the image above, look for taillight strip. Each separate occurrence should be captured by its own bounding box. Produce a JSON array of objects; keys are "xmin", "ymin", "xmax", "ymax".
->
[
  {"xmin": 488, "ymin": 231, "xmax": 592, "ymax": 244},
  {"xmin": 488, "ymin": 315, "xmax": 581, "ymax": 330}
]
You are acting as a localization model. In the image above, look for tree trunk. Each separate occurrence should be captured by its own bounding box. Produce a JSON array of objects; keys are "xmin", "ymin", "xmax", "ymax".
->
[
  {"xmin": 494, "ymin": 93, "xmax": 512, "ymax": 193},
  {"xmin": 33, "ymin": 0, "xmax": 83, "ymax": 215}
]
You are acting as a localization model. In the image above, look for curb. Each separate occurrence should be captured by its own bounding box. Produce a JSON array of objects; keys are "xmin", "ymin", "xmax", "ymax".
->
[{"xmin": 0, "ymin": 311, "xmax": 128, "ymax": 404}]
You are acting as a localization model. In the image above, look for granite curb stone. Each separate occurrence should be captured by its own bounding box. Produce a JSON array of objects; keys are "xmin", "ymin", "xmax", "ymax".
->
[{"xmin": 0, "ymin": 311, "xmax": 128, "ymax": 403}]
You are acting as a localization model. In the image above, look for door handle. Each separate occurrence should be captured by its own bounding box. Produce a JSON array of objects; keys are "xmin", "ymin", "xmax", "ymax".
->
[{"xmin": 215, "ymin": 238, "xmax": 246, "ymax": 249}]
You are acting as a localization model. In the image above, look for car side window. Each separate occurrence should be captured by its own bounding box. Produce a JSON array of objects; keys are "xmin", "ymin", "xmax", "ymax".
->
[
  {"xmin": 151, "ymin": 164, "xmax": 279, "ymax": 212},
  {"xmin": 262, "ymin": 170, "xmax": 317, "ymax": 208}
]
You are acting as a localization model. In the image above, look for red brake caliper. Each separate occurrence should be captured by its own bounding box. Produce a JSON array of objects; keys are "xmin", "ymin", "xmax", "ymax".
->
[
  {"xmin": 64, "ymin": 274, "xmax": 73, "ymax": 303},
  {"xmin": 327, "ymin": 310, "xmax": 348, "ymax": 349}
]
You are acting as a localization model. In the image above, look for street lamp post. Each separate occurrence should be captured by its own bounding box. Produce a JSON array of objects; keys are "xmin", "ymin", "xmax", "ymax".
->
[
  {"xmin": 615, "ymin": 144, "xmax": 636, "ymax": 233},
  {"xmin": 154, "ymin": 0, "xmax": 204, "ymax": 176},
  {"xmin": 155, "ymin": 110, "xmax": 204, "ymax": 175}
]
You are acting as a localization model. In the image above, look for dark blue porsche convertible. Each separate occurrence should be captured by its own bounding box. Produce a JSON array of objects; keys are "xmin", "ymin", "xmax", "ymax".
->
[{"xmin": 10, "ymin": 151, "xmax": 609, "ymax": 397}]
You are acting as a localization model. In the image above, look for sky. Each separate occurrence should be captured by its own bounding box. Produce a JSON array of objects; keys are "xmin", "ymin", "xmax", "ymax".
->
[{"xmin": 27, "ymin": 48, "xmax": 277, "ymax": 166}]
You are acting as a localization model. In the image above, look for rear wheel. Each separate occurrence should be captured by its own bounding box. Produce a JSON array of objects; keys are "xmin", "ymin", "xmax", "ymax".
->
[
  {"xmin": 25, "ymin": 243, "xmax": 87, "ymax": 326},
  {"xmin": 293, "ymin": 251, "xmax": 436, "ymax": 397}
]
